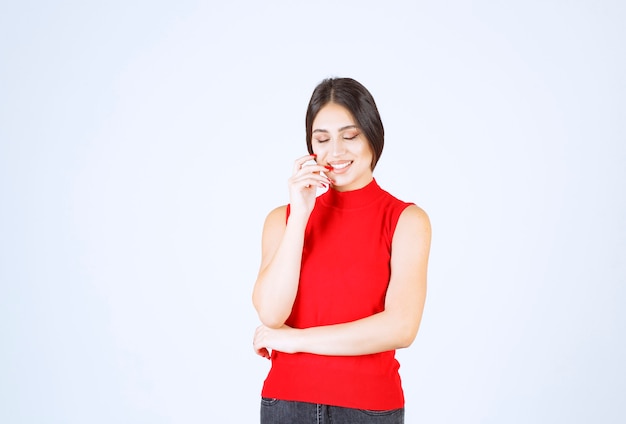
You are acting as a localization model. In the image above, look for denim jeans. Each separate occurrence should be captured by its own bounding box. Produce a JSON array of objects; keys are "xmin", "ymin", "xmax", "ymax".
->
[{"xmin": 260, "ymin": 398, "xmax": 404, "ymax": 424}]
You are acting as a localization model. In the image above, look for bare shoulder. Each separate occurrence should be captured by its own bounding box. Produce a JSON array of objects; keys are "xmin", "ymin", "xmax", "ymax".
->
[
  {"xmin": 264, "ymin": 205, "xmax": 288, "ymax": 230},
  {"xmin": 391, "ymin": 204, "xmax": 431, "ymax": 270},
  {"xmin": 258, "ymin": 205, "xmax": 289, "ymax": 270},
  {"xmin": 262, "ymin": 205, "xmax": 289, "ymax": 243},
  {"xmin": 397, "ymin": 204, "xmax": 431, "ymax": 237}
]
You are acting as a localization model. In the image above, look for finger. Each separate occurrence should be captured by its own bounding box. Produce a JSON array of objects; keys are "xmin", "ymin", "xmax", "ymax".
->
[
  {"xmin": 255, "ymin": 347, "xmax": 270, "ymax": 359},
  {"xmin": 291, "ymin": 174, "xmax": 332, "ymax": 189},
  {"xmin": 297, "ymin": 163, "xmax": 333, "ymax": 176},
  {"xmin": 253, "ymin": 328, "xmax": 271, "ymax": 359},
  {"xmin": 292, "ymin": 154, "xmax": 318, "ymax": 174},
  {"xmin": 292, "ymin": 167, "xmax": 333, "ymax": 183}
]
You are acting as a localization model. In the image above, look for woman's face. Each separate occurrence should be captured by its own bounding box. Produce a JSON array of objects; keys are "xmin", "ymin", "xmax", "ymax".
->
[{"xmin": 311, "ymin": 102, "xmax": 374, "ymax": 192}]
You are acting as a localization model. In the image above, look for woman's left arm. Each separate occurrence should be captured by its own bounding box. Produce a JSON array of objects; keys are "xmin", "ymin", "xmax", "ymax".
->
[{"xmin": 254, "ymin": 205, "xmax": 431, "ymax": 357}]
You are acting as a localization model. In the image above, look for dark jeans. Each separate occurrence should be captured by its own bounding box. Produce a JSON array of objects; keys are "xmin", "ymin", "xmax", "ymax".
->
[{"xmin": 260, "ymin": 398, "xmax": 404, "ymax": 424}]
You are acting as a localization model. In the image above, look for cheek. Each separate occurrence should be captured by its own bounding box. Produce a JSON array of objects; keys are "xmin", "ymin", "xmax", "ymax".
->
[
  {"xmin": 357, "ymin": 141, "xmax": 374, "ymax": 159},
  {"xmin": 312, "ymin": 143, "xmax": 327, "ymax": 157}
]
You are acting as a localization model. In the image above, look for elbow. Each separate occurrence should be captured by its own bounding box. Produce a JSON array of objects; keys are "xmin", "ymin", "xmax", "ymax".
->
[
  {"xmin": 393, "ymin": 318, "xmax": 421, "ymax": 349},
  {"xmin": 253, "ymin": 298, "xmax": 289, "ymax": 328},
  {"xmin": 252, "ymin": 294, "xmax": 292, "ymax": 329},
  {"xmin": 257, "ymin": 313, "xmax": 287, "ymax": 329},
  {"xmin": 396, "ymin": 330, "xmax": 417, "ymax": 349}
]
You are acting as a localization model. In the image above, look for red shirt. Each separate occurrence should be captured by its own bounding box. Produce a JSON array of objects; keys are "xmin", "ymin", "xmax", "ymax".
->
[{"xmin": 261, "ymin": 179, "xmax": 413, "ymax": 410}]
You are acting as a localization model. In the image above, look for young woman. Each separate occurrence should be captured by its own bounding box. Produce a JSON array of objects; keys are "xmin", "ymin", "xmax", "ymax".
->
[{"xmin": 252, "ymin": 77, "xmax": 431, "ymax": 424}]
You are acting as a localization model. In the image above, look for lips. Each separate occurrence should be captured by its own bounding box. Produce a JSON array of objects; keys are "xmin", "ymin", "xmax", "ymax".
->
[{"xmin": 328, "ymin": 161, "xmax": 353, "ymax": 173}]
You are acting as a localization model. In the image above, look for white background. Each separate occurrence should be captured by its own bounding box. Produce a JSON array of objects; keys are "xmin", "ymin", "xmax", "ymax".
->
[{"xmin": 1, "ymin": 1, "xmax": 625, "ymax": 422}]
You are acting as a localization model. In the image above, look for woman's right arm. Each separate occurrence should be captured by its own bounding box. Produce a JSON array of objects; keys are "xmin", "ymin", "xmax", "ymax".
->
[
  {"xmin": 252, "ymin": 154, "xmax": 331, "ymax": 328},
  {"xmin": 252, "ymin": 205, "xmax": 307, "ymax": 328}
]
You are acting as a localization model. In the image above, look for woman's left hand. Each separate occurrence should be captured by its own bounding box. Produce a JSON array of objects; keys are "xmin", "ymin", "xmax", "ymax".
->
[{"xmin": 253, "ymin": 324, "xmax": 297, "ymax": 359}]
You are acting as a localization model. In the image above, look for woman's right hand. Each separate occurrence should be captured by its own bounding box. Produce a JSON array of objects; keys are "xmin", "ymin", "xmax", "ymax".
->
[{"xmin": 287, "ymin": 154, "xmax": 332, "ymax": 219}]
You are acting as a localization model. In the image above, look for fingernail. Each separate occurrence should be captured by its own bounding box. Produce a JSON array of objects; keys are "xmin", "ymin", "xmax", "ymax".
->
[
  {"xmin": 325, "ymin": 165, "xmax": 333, "ymax": 171},
  {"xmin": 311, "ymin": 153, "xmax": 317, "ymax": 157}
]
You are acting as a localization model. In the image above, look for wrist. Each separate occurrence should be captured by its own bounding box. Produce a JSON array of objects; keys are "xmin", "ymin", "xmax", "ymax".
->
[
  {"xmin": 286, "ymin": 327, "xmax": 304, "ymax": 354},
  {"xmin": 286, "ymin": 211, "xmax": 310, "ymax": 229}
]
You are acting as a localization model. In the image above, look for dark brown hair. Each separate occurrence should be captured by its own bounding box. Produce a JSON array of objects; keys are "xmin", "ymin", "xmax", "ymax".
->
[{"xmin": 305, "ymin": 77, "xmax": 384, "ymax": 170}]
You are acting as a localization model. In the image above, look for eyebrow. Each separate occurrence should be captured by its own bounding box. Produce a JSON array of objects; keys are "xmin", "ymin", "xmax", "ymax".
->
[{"xmin": 312, "ymin": 125, "xmax": 358, "ymax": 134}]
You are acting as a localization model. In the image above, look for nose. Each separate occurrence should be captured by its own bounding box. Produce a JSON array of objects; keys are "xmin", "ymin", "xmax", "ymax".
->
[{"xmin": 331, "ymin": 138, "xmax": 346, "ymax": 157}]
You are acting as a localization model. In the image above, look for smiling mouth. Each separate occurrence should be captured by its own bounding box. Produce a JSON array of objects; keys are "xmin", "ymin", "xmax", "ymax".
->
[{"xmin": 329, "ymin": 161, "xmax": 353, "ymax": 171}]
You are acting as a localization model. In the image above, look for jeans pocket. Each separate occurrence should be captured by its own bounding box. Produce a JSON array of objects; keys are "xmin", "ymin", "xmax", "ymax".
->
[
  {"xmin": 358, "ymin": 407, "xmax": 404, "ymax": 417},
  {"xmin": 261, "ymin": 397, "xmax": 280, "ymax": 407}
]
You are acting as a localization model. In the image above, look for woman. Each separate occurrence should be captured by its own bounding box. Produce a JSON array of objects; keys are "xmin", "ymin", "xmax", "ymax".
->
[{"xmin": 252, "ymin": 77, "xmax": 431, "ymax": 424}]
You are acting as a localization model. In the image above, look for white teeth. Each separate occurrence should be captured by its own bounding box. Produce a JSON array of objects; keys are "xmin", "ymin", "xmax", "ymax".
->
[{"xmin": 332, "ymin": 161, "xmax": 352, "ymax": 170}]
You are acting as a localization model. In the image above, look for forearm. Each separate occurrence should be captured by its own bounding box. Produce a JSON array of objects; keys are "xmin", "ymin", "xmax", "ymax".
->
[
  {"xmin": 289, "ymin": 309, "xmax": 421, "ymax": 356},
  {"xmin": 253, "ymin": 215, "xmax": 307, "ymax": 328}
]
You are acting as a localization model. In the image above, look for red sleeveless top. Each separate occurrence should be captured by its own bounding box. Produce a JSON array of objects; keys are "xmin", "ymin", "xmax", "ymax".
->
[{"xmin": 261, "ymin": 179, "xmax": 413, "ymax": 410}]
